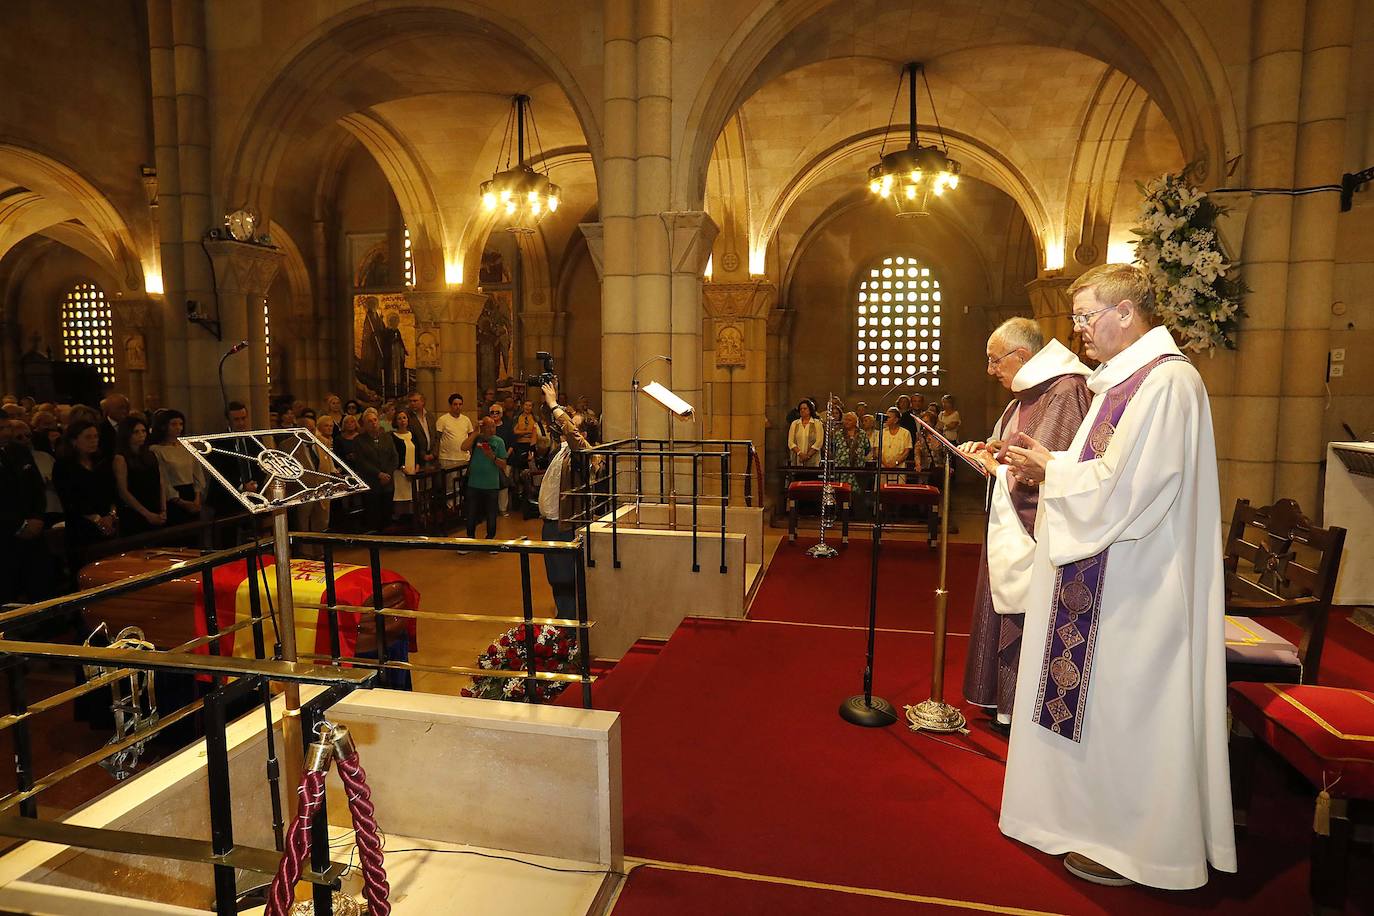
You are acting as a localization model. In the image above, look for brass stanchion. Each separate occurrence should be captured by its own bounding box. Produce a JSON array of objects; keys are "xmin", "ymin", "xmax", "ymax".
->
[
  {"xmin": 270, "ymin": 483, "xmax": 305, "ymax": 806},
  {"xmin": 905, "ymin": 441, "xmax": 967, "ymax": 733}
]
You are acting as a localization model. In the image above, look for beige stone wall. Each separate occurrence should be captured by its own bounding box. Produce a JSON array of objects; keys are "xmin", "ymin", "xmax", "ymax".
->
[{"xmin": 0, "ymin": 0, "xmax": 1368, "ymax": 515}]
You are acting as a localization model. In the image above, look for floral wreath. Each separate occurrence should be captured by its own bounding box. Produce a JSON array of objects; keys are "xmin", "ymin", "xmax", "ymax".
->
[
  {"xmin": 462, "ymin": 624, "xmax": 581, "ymax": 703},
  {"xmin": 1131, "ymin": 168, "xmax": 1247, "ymax": 352}
]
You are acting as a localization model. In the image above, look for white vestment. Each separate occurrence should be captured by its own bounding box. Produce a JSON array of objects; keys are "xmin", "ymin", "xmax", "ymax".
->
[
  {"xmin": 996, "ymin": 326, "xmax": 1236, "ymax": 889},
  {"xmin": 985, "ymin": 339, "xmax": 1091, "ymax": 617}
]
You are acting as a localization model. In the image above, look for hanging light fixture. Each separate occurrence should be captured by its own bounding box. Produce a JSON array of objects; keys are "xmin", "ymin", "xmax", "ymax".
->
[
  {"xmin": 479, "ymin": 94, "xmax": 561, "ymax": 226},
  {"xmin": 867, "ymin": 62, "xmax": 960, "ymax": 217}
]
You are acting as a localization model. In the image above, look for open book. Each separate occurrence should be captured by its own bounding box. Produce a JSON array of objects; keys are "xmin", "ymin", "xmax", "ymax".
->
[{"xmin": 914, "ymin": 415, "xmax": 990, "ymax": 478}]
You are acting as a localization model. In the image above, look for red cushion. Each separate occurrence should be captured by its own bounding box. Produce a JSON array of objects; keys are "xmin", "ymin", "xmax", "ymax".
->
[
  {"xmin": 880, "ymin": 483, "xmax": 940, "ymax": 505},
  {"xmin": 788, "ymin": 481, "xmax": 851, "ymax": 500},
  {"xmin": 1228, "ymin": 683, "xmax": 1374, "ymax": 798}
]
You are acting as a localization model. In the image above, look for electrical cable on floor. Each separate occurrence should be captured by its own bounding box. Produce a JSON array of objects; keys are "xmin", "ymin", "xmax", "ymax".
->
[
  {"xmin": 333, "ymin": 839, "xmax": 624, "ymax": 878},
  {"xmin": 914, "ymin": 729, "xmax": 1006, "ymax": 764}
]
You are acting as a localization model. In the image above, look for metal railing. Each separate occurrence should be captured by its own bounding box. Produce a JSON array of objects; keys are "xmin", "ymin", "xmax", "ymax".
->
[
  {"xmin": 564, "ymin": 438, "xmax": 761, "ymax": 575},
  {"xmin": 0, "ymin": 528, "xmax": 596, "ymax": 915}
]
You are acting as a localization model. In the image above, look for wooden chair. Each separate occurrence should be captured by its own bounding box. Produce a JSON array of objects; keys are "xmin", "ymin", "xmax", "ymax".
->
[{"xmin": 1223, "ymin": 498, "xmax": 1346, "ymax": 685}]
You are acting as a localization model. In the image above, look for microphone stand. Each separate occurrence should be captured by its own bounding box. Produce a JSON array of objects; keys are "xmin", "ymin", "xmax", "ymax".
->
[
  {"xmin": 218, "ymin": 340, "xmax": 248, "ymax": 420},
  {"xmin": 839, "ymin": 370, "xmax": 932, "ymax": 727}
]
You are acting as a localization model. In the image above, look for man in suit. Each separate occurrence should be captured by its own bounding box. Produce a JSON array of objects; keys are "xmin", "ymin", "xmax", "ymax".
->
[
  {"xmin": 97, "ymin": 393, "xmax": 129, "ymax": 461},
  {"xmin": 350, "ymin": 408, "xmax": 398, "ymax": 532},
  {"xmin": 207, "ymin": 401, "xmax": 264, "ymax": 546},
  {"xmin": 406, "ymin": 390, "xmax": 433, "ymax": 463},
  {"xmin": 0, "ymin": 423, "xmax": 50, "ymax": 603}
]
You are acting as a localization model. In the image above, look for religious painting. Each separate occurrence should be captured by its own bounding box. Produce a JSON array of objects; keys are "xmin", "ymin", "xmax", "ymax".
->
[
  {"xmin": 479, "ymin": 249, "xmax": 510, "ymax": 285},
  {"xmin": 476, "ymin": 291, "xmax": 513, "ymax": 393},
  {"xmin": 347, "ymin": 232, "xmax": 390, "ymax": 289},
  {"xmin": 416, "ymin": 329, "xmax": 441, "ymax": 368},
  {"xmin": 353, "ymin": 293, "xmax": 416, "ymax": 403}
]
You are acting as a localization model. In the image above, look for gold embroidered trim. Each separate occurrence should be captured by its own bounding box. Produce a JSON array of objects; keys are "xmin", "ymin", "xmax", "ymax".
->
[{"xmin": 1263, "ymin": 683, "xmax": 1374, "ymax": 743}]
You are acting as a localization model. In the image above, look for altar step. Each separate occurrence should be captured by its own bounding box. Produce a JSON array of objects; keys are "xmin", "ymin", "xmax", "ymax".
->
[{"xmin": 556, "ymin": 638, "xmax": 668, "ymax": 712}]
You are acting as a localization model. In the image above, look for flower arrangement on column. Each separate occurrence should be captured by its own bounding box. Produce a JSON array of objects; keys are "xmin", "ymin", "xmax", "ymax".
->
[
  {"xmin": 462, "ymin": 624, "xmax": 581, "ymax": 702},
  {"xmin": 1131, "ymin": 170, "xmax": 1247, "ymax": 352}
]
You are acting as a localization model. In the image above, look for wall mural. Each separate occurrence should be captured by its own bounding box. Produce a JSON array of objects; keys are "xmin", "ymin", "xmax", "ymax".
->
[{"xmin": 353, "ymin": 293, "xmax": 415, "ymax": 403}]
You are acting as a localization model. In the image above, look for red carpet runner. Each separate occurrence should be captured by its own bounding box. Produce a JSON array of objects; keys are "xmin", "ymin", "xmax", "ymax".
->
[{"xmin": 604, "ymin": 538, "xmax": 1373, "ymax": 914}]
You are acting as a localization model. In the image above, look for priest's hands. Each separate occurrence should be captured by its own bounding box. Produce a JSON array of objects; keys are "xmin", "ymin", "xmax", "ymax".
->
[
  {"xmin": 1003, "ymin": 433, "xmax": 1051, "ymax": 485},
  {"xmin": 957, "ymin": 440, "xmax": 1001, "ymax": 475}
]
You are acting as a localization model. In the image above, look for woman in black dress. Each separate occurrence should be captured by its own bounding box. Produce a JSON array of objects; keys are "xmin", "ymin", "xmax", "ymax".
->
[
  {"xmin": 113, "ymin": 417, "xmax": 166, "ymax": 535},
  {"xmin": 53, "ymin": 420, "xmax": 118, "ymax": 569}
]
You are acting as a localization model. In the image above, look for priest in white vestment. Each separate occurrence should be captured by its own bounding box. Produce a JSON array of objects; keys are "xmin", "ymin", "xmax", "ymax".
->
[{"xmin": 996, "ymin": 263, "xmax": 1235, "ymax": 890}]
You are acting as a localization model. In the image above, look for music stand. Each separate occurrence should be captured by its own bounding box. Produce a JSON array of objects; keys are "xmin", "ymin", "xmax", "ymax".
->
[
  {"xmin": 903, "ymin": 416, "xmax": 987, "ymax": 733},
  {"xmin": 181, "ymin": 428, "xmax": 368, "ymax": 816},
  {"xmin": 638, "ymin": 381, "xmax": 693, "ymax": 529}
]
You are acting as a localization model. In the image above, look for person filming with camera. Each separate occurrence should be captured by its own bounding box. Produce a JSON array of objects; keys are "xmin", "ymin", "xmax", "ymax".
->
[
  {"xmin": 538, "ymin": 377, "xmax": 595, "ymax": 618},
  {"xmin": 461, "ymin": 415, "xmax": 509, "ymax": 540}
]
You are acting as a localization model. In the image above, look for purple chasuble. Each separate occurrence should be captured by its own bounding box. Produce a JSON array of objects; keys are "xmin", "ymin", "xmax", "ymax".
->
[{"xmin": 1033, "ymin": 354, "xmax": 1187, "ymax": 742}]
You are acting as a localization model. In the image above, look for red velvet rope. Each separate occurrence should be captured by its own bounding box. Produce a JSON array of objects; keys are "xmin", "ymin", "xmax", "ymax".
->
[
  {"xmin": 266, "ymin": 769, "xmax": 327, "ymax": 916},
  {"xmin": 335, "ymin": 749, "xmax": 390, "ymax": 916}
]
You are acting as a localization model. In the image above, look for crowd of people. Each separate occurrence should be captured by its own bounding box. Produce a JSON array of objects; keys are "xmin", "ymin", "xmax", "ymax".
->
[
  {"xmin": 0, "ymin": 385, "xmax": 604, "ymax": 605},
  {"xmin": 784, "ymin": 390, "xmax": 963, "ymax": 514}
]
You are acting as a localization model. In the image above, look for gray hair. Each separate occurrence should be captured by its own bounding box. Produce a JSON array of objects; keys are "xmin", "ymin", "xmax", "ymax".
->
[
  {"xmin": 990, "ymin": 317, "xmax": 1044, "ymax": 355},
  {"xmin": 361, "ymin": 407, "xmax": 379, "ymax": 421}
]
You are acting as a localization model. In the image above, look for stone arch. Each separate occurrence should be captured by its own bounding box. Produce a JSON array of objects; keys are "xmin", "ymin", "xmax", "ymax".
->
[
  {"xmin": 337, "ymin": 112, "xmax": 447, "ymax": 292},
  {"xmin": 761, "ymin": 128, "xmax": 1051, "ymax": 274},
  {"xmin": 779, "ymin": 189, "xmax": 994, "ymax": 307},
  {"xmin": 0, "ymin": 144, "xmax": 145, "ymax": 294},
  {"xmin": 267, "ymin": 221, "xmax": 312, "ymax": 317},
  {"xmin": 221, "ymin": 1, "xmax": 603, "ymax": 269},
  {"xmin": 677, "ymin": 0, "xmax": 1240, "ymax": 213}
]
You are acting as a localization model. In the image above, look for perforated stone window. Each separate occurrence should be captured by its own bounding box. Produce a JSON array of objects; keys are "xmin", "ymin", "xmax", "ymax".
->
[
  {"xmin": 403, "ymin": 227, "xmax": 414, "ymax": 287},
  {"xmin": 856, "ymin": 255, "xmax": 941, "ymax": 388},
  {"xmin": 264, "ymin": 298, "xmax": 272, "ymax": 386},
  {"xmin": 61, "ymin": 281, "xmax": 115, "ymax": 384}
]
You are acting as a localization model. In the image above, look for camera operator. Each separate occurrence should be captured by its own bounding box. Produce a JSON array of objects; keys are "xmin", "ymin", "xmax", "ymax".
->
[
  {"xmin": 461, "ymin": 415, "xmax": 508, "ymax": 539},
  {"xmin": 538, "ymin": 380, "xmax": 593, "ymax": 618}
]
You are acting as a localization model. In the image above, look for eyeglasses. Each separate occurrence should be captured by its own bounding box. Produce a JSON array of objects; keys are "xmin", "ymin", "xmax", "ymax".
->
[
  {"xmin": 1071, "ymin": 303, "xmax": 1122, "ymax": 329},
  {"xmin": 986, "ymin": 347, "xmax": 1026, "ymax": 367}
]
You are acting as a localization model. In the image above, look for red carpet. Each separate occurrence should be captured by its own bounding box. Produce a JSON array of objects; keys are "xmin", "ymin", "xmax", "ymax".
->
[
  {"xmin": 555, "ymin": 640, "xmax": 666, "ymax": 711},
  {"xmin": 608, "ymin": 616, "xmax": 1374, "ymax": 914},
  {"xmin": 753, "ymin": 538, "xmax": 983, "ymax": 631},
  {"xmin": 613, "ymin": 864, "xmax": 990, "ymax": 914}
]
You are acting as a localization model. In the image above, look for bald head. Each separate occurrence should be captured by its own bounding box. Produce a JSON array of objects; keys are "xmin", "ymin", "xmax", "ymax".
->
[
  {"xmin": 990, "ymin": 317, "xmax": 1044, "ymax": 356},
  {"xmin": 101, "ymin": 394, "xmax": 130, "ymax": 422}
]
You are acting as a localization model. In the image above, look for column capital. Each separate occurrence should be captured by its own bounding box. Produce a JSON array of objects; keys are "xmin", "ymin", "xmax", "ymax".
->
[
  {"xmin": 202, "ymin": 239, "xmax": 283, "ymax": 297},
  {"xmin": 703, "ymin": 280, "xmax": 776, "ymax": 320},
  {"xmin": 579, "ymin": 223, "xmax": 605, "ymax": 280},
  {"xmin": 405, "ymin": 289, "xmax": 486, "ymax": 325},
  {"xmin": 766, "ymin": 306, "xmax": 793, "ymax": 337},
  {"xmin": 660, "ymin": 211, "xmax": 719, "ymax": 276},
  {"xmin": 1024, "ymin": 276, "xmax": 1073, "ymax": 321}
]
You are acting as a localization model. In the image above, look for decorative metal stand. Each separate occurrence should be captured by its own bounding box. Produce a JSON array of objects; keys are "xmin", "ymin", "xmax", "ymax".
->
[
  {"xmin": 81, "ymin": 624, "xmax": 159, "ymax": 780},
  {"xmin": 181, "ymin": 428, "xmax": 368, "ymax": 835},
  {"xmin": 807, "ymin": 394, "xmax": 842, "ymax": 560},
  {"xmin": 904, "ymin": 419, "xmax": 970, "ymax": 734}
]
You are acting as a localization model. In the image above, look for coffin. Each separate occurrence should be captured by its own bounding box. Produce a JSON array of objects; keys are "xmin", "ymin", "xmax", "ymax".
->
[{"xmin": 78, "ymin": 549, "xmax": 418, "ymax": 659}]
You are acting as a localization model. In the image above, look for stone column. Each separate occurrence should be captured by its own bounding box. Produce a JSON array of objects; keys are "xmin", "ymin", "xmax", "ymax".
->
[
  {"xmin": 633, "ymin": 0, "xmax": 673, "ymax": 441},
  {"xmin": 1275, "ymin": 0, "xmax": 1353, "ymax": 509},
  {"xmin": 1231, "ymin": 0, "xmax": 1306, "ymax": 509},
  {"xmin": 600, "ymin": 0, "xmax": 638, "ymax": 441},
  {"xmin": 1024, "ymin": 275, "xmax": 1075, "ymax": 350},
  {"xmin": 409, "ymin": 290, "xmax": 484, "ymax": 411},
  {"xmin": 202, "ymin": 240, "xmax": 283, "ymax": 426},
  {"xmin": 521, "ymin": 309, "xmax": 566, "ymax": 370},
  {"xmin": 703, "ymin": 278, "xmax": 772, "ymax": 446},
  {"xmin": 763, "ymin": 307, "xmax": 794, "ymax": 509},
  {"xmin": 111, "ymin": 299, "xmax": 158, "ymax": 411},
  {"xmin": 662, "ymin": 211, "xmax": 717, "ymax": 437}
]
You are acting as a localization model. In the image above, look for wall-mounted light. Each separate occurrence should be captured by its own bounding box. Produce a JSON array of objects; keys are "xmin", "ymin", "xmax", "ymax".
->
[
  {"xmin": 748, "ymin": 247, "xmax": 766, "ymax": 276},
  {"xmin": 1043, "ymin": 243, "xmax": 1065, "ymax": 272}
]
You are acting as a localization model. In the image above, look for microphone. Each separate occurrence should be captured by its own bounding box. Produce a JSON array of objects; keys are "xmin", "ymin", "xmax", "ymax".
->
[{"xmin": 219, "ymin": 340, "xmax": 250, "ymax": 421}]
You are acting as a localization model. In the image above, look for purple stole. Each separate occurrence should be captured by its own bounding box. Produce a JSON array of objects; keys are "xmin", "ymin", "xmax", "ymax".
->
[{"xmin": 1033, "ymin": 354, "xmax": 1186, "ymax": 742}]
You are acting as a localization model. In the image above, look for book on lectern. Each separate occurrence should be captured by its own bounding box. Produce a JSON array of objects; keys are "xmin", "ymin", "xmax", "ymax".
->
[{"xmin": 914, "ymin": 415, "xmax": 990, "ymax": 478}]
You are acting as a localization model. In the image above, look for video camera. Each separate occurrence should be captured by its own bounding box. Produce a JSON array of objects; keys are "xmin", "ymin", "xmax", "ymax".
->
[{"xmin": 526, "ymin": 351, "xmax": 557, "ymax": 391}]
